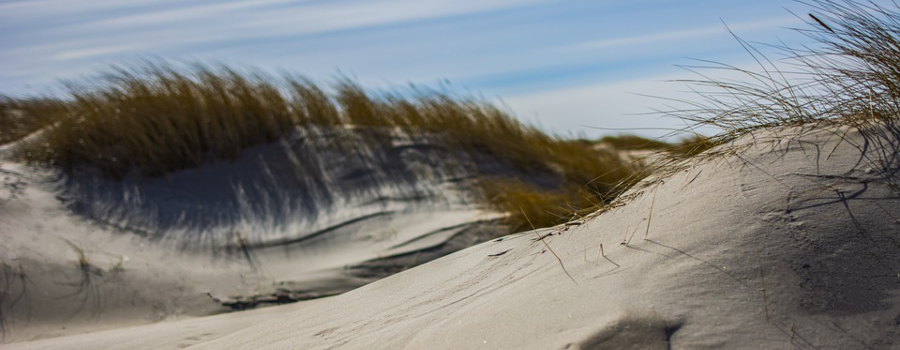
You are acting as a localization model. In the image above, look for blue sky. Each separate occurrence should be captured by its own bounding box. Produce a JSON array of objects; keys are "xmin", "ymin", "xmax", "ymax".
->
[{"xmin": 0, "ymin": 0, "xmax": 843, "ymax": 138}]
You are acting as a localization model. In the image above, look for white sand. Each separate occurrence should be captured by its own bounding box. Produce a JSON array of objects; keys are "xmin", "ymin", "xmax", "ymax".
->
[
  {"xmin": 0, "ymin": 130, "xmax": 502, "ymax": 344},
  {"xmin": 2, "ymin": 300, "xmax": 314, "ymax": 350},
  {"xmin": 5, "ymin": 122, "xmax": 900, "ymax": 349}
]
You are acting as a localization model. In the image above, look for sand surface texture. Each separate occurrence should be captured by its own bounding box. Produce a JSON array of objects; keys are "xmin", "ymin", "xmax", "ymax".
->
[
  {"xmin": 0, "ymin": 129, "xmax": 503, "ymax": 344},
  {"xmin": 5, "ymin": 122, "xmax": 900, "ymax": 349}
]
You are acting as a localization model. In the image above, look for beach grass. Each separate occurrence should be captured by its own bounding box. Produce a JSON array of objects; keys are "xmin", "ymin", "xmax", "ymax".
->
[
  {"xmin": 666, "ymin": 0, "xmax": 900, "ymax": 139},
  {"xmin": 598, "ymin": 135, "xmax": 672, "ymax": 151},
  {"xmin": 576, "ymin": 0, "xmax": 900, "ymax": 220},
  {"xmin": 7, "ymin": 0, "xmax": 894, "ymax": 233},
  {"xmin": 597, "ymin": 134, "xmax": 720, "ymax": 158},
  {"xmin": 0, "ymin": 97, "xmax": 65, "ymax": 144},
  {"xmin": 0, "ymin": 64, "xmax": 644, "ymax": 231}
]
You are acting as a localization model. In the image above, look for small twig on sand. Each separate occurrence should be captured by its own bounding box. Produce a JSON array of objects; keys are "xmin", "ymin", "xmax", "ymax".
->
[
  {"xmin": 521, "ymin": 208, "xmax": 577, "ymax": 285},
  {"xmin": 623, "ymin": 225, "xmax": 639, "ymax": 246},
  {"xmin": 601, "ymin": 243, "xmax": 620, "ymax": 268},
  {"xmin": 235, "ymin": 231, "xmax": 258, "ymax": 273},
  {"xmin": 644, "ymin": 185, "xmax": 659, "ymax": 240},
  {"xmin": 757, "ymin": 250, "xmax": 770, "ymax": 323},
  {"xmin": 790, "ymin": 324, "xmax": 796, "ymax": 342}
]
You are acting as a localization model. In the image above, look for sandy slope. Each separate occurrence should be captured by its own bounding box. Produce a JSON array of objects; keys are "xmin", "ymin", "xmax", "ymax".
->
[
  {"xmin": 0, "ymin": 129, "xmax": 504, "ymax": 344},
  {"xmin": 2, "ymin": 300, "xmax": 314, "ymax": 350},
  {"xmin": 5, "ymin": 122, "xmax": 900, "ymax": 349},
  {"xmin": 171, "ymin": 122, "xmax": 897, "ymax": 349}
]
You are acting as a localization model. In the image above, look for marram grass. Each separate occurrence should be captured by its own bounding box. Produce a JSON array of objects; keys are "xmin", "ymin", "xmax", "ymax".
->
[
  {"xmin": 0, "ymin": 97, "xmax": 66, "ymax": 144},
  {"xmin": 8, "ymin": 0, "xmax": 893, "ymax": 234},
  {"xmin": 1, "ymin": 64, "xmax": 644, "ymax": 232},
  {"xmin": 666, "ymin": 0, "xmax": 900, "ymax": 138},
  {"xmin": 584, "ymin": 0, "xmax": 900, "ymax": 220}
]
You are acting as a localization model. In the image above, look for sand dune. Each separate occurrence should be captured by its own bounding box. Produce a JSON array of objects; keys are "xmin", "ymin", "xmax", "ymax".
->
[
  {"xmin": 4, "ymin": 122, "xmax": 900, "ymax": 349},
  {"xmin": 0, "ymin": 128, "xmax": 505, "ymax": 343},
  {"xmin": 181, "ymin": 123, "xmax": 899, "ymax": 349}
]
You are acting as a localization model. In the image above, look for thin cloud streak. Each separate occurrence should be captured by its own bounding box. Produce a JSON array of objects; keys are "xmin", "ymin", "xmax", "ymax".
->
[
  {"xmin": 1, "ymin": 0, "xmax": 827, "ymax": 134},
  {"xmin": 501, "ymin": 57, "xmax": 805, "ymax": 138},
  {"xmin": 6, "ymin": 0, "xmax": 557, "ymax": 62},
  {"xmin": 53, "ymin": 44, "xmax": 152, "ymax": 61},
  {"xmin": 0, "ymin": 0, "xmax": 180, "ymax": 15},
  {"xmin": 77, "ymin": 0, "xmax": 319, "ymax": 28},
  {"xmin": 574, "ymin": 16, "xmax": 801, "ymax": 50},
  {"xmin": 502, "ymin": 74, "xmax": 695, "ymax": 138}
]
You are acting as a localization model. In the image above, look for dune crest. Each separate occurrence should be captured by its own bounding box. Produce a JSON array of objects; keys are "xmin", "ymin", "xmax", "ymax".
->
[
  {"xmin": 4, "ymin": 120, "xmax": 899, "ymax": 349},
  {"xmin": 170, "ymin": 122, "xmax": 898, "ymax": 349}
]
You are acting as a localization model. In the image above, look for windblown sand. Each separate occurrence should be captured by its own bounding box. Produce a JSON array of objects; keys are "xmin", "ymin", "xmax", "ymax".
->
[{"xmin": 4, "ymin": 122, "xmax": 900, "ymax": 349}]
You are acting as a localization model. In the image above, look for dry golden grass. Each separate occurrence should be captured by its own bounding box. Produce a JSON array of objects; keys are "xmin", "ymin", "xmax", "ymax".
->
[
  {"xmin": 0, "ymin": 96, "xmax": 66, "ymax": 144},
  {"xmin": 596, "ymin": 134, "xmax": 720, "ymax": 158},
  {"xmin": 565, "ymin": 1, "xmax": 900, "ymax": 223},
  {"xmin": 599, "ymin": 135, "xmax": 671, "ymax": 151},
  {"xmin": 667, "ymin": 0, "xmax": 900, "ymax": 137},
  {"xmin": 577, "ymin": 0, "xmax": 900, "ymax": 225},
  {"xmin": 670, "ymin": 134, "xmax": 722, "ymax": 158},
  {"xmin": 478, "ymin": 144, "xmax": 642, "ymax": 232},
  {"xmin": 478, "ymin": 179, "xmax": 577, "ymax": 232},
  {"xmin": 2, "ymin": 64, "xmax": 643, "ymax": 231},
  {"xmin": 19, "ymin": 65, "xmax": 297, "ymax": 176},
  {"xmin": 3, "ymin": 1, "xmax": 897, "ymax": 236}
]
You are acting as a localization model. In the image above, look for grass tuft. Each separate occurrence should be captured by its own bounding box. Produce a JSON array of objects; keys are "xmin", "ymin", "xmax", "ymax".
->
[
  {"xmin": 599, "ymin": 135, "xmax": 672, "ymax": 151},
  {"xmin": 0, "ymin": 96, "xmax": 65, "ymax": 144},
  {"xmin": 666, "ymin": 0, "xmax": 900, "ymax": 138},
  {"xmin": 579, "ymin": 0, "xmax": 900, "ymax": 222},
  {"xmin": 671, "ymin": 134, "xmax": 722, "ymax": 158},
  {"xmin": 2, "ymin": 63, "xmax": 644, "ymax": 233},
  {"xmin": 10, "ymin": 0, "xmax": 896, "ymax": 235}
]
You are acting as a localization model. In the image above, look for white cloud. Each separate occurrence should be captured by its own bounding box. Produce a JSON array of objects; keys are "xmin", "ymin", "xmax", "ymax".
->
[
  {"xmin": 0, "ymin": 0, "xmax": 819, "ymax": 126},
  {"xmin": 4, "ymin": 0, "xmax": 559, "ymax": 63},
  {"xmin": 500, "ymin": 52, "xmax": 813, "ymax": 139},
  {"xmin": 0, "ymin": 0, "xmax": 182, "ymax": 17},
  {"xmin": 53, "ymin": 43, "xmax": 150, "ymax": 60},
  {"xmin": 81, "ymin": 0, "xmax": 317, "ymax": 28},
  {"xmin": 502, "ymin": 76, "xmax": 692, "ymax": 138},
  {"xmin": 500, "ymin": 67, "xmax": 775, "ymax": 138},
  {"xmin": 574, "ymin": 16, "xmax": 801, "ymax": 50}
]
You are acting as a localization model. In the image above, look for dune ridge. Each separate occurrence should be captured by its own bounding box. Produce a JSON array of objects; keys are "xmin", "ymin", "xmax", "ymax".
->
[{"xmin": 170, "ymin": 122, "xmax": 898, "ymax": 349}]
